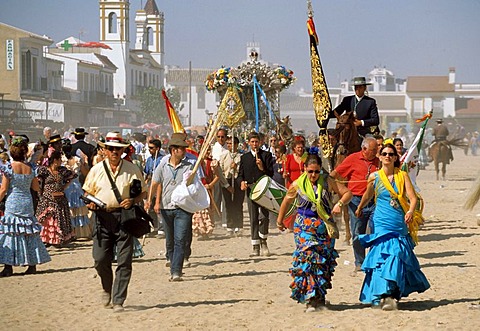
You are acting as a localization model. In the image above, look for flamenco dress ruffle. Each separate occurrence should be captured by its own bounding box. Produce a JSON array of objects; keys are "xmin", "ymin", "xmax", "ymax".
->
[
  {"xmin": 359, "ymin": 232, "xmax": 430, "ymax": 304},
  {"xmin": 65, "ymin": 177, "xmax": 91, "ymax": 238},
  {"xmin": 0, "ymin": 213, "xmax": 51, "ymax": 265},
  {"xmin": 192, "ymin": 209, "xmax": 214, "ymax": 237},
  {"xmin": 289, "ymin": 213, "xmax": 338, "ymax": 304},
  {"xmin": 358, "ymin": 174, "xmax": 430, "ymax": 304},
  {"xmin": 36, "ymin": 166, "xmax": 75, "ymax": 245},
  {"xmin": 0, "ymin": 168, "xmax": 50, "ymax": 266},
  {"xmin": 37, "ymin": 204, "xmax": 75, "ymax": 245}
]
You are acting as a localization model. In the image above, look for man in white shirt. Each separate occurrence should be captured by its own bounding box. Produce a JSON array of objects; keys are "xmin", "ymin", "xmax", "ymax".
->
[{"xmin": 211, "ymin": 128, "xmax": 230, "ymax": 227}]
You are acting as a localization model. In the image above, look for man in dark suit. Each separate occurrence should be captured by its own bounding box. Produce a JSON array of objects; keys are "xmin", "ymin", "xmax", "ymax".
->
[
  {"xmin": 238, "ymin": 132, "xmax": 274, "ymax": 257},
  {"xmin": 71, "ymin": 128, "xmax": 95, "ymax": 184},
  {"xmin": 333, "ymin": 76, "xmax": 380, "ymax": 137},
  {"xmin": 71, "ymin": 128, "xmax": 95, "ymax": 164}
]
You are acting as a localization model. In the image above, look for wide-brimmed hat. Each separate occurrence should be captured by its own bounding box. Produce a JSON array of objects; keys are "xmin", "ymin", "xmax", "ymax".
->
[
  {"xmin": 71, "ymin": 128, "xmax": 89, "ymax": 135},
  {"xmin": 168, "ymin": 132, "xmax": 188, "ymax": 147},
  {"xmin": 96, "ymin": 136, "xmax": 105, "ymax": 148},
  {"xmin": 48, "ymin": 134, "xmax": 62, "ymax": 144},
  {"xmin": 352, "ymin": 76, "xmax": 372, "ymax": 86},
  {"xmin": 104, "ymin": 132, "xmax": 130, "ymax": 147}
]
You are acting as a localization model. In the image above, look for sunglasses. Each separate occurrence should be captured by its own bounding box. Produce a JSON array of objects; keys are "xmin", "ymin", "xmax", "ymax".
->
[
  {"xmin": 106, "ymin": 146, "xmax": 123, "ymax": 151},
  {"xmin": 148, "ymin": 146, "xmax": 156, "ymax": 149},
  {"xmin": 217, "ymin": 135, "xmax": 226, "ymax": 138},
  {"xmin": 307, "ymin": 170, "xmax": 321, "ymax": 174},
  {"xmin": 381, "ymin": 152, "xmax": 395, "ymax": 157}
]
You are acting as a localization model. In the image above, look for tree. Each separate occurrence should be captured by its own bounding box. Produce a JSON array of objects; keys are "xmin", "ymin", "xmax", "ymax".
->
[{"xmin": 139, "ymin": 87, "xmax": 184, "ymax": 124}]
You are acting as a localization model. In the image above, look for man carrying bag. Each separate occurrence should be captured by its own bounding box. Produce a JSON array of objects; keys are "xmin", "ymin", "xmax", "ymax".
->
[{"xmin": 83, "ymin": 132, "xmax": 146, "ymax": 312}]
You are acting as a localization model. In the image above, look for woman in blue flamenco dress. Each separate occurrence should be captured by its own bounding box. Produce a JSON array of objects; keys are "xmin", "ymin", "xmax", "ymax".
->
[
  {"xmin": 0, "ymin": 137, "xmax": 51, "ymax": 277},
  {"xmin": 277, "ymin": 152, "xmax": 352, "ymax": 312},
  {"xmin": 63, "ymin": 143, "xmax": 92, "ymax": 239},
  {"xmin": 355, "ymin": 143, "xmax": 430, "ymax": 310}
]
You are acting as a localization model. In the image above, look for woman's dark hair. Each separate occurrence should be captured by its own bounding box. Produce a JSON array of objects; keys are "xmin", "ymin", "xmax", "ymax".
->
[
  {"xmin": 48, "ymin": 150, "xmax": 62, "ymax": 166},
  {"xmin": 304, "ymin": 153, "xmax": 322, "ymax": 168},
  {"xmin": 392, "ymin": 138, "xmax": 403, "ymax": 146},
  {"xmin": 380, "ymin": 143, "xmax": 401, "ymax": 168},
  {"xmin": 10, "ymin": 143, "xmax": 28, "ymax": 161},
  {"xmin": 275, "ymin": 144, "xmax": 287, "ymax": 154}
]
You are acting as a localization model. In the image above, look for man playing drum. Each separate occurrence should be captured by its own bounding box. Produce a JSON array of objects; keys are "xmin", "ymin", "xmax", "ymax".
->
[{"xmin": 239, "ymin": 132, "xmax": 274, "ymax": 257}]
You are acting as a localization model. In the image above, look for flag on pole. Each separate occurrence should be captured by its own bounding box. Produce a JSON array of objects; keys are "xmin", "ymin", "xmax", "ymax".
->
[
  {"xmin": 162, "ymin": 89, "xmax": 184, "ymax": 133},
  {"xmin": 400, "ymin": 110, "xmax": 433, "ymax": 185},
  {"xmin": 307, "ymin": 1, "xmax": 333, "ymax": 159}
]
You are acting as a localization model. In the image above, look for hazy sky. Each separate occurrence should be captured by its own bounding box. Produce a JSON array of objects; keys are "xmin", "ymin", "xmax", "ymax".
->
[{"xmin": 2, "ymin": 0, "xmax": 479, "ymax": 91}]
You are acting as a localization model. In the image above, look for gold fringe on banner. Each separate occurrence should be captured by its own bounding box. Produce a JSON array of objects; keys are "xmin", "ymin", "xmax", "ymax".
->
[
  {"xmin": 307, "ymin": 2, "xmax": 333, "ymax": 158},
  {"xmin": 217, "ymin": 85, "xmax": 246, "ymax": 128}
]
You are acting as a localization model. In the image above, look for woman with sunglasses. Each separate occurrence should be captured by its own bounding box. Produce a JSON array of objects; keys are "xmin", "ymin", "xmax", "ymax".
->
[
  {"xmin": 277, "ymin": 151, "xmax": 352, "ymax": 312},
  {"xmin": 355, "ymin": 143, "xmax": 430, "ymax": 310}
]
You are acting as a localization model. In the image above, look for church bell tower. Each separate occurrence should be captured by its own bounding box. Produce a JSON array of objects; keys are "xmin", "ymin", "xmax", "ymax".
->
[{"xmin": 99, "ymin": 0, "xmax": 130, "ymax": 99}]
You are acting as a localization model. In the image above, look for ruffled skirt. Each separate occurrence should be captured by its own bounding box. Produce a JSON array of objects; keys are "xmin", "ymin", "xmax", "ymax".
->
[
  {"xmin": 65, "ymin": 179, "xmax": 90, "ymax": 230},
  {"xmin": 289, "ymin": 215, "xmax": 338, "ymax": 304},
  {"xmin": 359, "ymin": 232, "xmax": 430, "ymax": 304},
  {"xmin": 38, "ymin": 206, "xmax": 75, "ymax": 245},
  {"xmin": 192, "ymin": 209, "xmax": 214, "ymax": 237},
  {"xmin": 0, "ymin": 213, "xmax": 51, "ymax": 266}
]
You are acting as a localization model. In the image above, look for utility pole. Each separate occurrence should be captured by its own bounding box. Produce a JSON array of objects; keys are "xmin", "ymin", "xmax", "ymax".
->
[{"xmin": 189, "ymin": 61, "xmax": 192, "ymax": 127}]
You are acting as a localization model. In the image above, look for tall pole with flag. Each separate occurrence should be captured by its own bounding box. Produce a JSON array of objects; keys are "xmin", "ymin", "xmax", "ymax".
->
[
  {"xmin": 307, "ymin": 0, "xmax": 334, "ymax": 160},
  {"xmin": 162, "ymin": 89, "xmax": 185, "ymax": 133}
]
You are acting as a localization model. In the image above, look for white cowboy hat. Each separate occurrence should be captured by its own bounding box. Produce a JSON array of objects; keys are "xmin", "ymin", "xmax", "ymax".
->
[{"xmin": 104, "ymin": 132, "xmax": 130, "ymax": 147}]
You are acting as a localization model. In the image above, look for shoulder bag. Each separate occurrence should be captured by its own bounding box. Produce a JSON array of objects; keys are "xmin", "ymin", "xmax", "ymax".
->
[{"xmin": 102, "ymin": 161, "xmax": 153, "ymax": 238}]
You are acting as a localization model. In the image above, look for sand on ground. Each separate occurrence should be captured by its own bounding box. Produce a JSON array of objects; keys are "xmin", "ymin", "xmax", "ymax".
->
[{"xmin": 1, "ymin": 149, "xmax": 480, "ymax": 330}]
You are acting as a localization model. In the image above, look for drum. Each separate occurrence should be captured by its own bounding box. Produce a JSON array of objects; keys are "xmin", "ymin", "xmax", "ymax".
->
[{"xmin": 249, "ymin": 175, "xmax": 296, "ymax": 218}]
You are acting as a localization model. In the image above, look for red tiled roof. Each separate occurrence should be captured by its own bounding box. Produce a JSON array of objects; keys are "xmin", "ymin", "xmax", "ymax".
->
[
  {"xmin": 406, "ymin": 76, "xmax": 454, "ymax": 92},
  {"xmin": 456, "ymin": 98, "xmax": 480, "ymax": 115}
]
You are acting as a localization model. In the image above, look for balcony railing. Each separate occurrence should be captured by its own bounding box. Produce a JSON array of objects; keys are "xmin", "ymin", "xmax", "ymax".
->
[{"xmin": 80, "ymin": 91, "xmax": 115, "ymax": 106}]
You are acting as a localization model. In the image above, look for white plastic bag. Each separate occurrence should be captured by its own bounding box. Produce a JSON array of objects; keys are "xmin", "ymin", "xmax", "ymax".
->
[{"xmin": 171, "ymin": 171, "xmax": 210, "ymax": 213}]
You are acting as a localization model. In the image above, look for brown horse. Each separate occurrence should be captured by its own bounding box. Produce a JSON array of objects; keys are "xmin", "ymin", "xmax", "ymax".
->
[
  {"xmin": 329, "ymin": 111, "xmax": 362, "ymax": 245},
  {"xmin": 430, "ymin": 138, "xmax": 466, "ymax": 180},
  {"xmin": 275, "ymin": 115, "xmax": 294, "ymax": 147},
  {"xmin": 331, "ymin": 111, "xmax": 361, "ymax": 169}
]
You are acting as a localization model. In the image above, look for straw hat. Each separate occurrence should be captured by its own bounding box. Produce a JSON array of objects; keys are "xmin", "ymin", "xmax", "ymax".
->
[{"xmin": 104, "ymin": 132, "xmax": 130, "ymax": 147}]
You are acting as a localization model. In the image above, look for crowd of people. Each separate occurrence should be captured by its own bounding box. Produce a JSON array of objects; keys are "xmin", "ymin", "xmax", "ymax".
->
[
  {"xmin": 0, "ymin": 122, "xmax": 434, "ymax": 313},
  {"xmin": 0, "ymin": 76, "xmax": 441, "ymax": 313}
]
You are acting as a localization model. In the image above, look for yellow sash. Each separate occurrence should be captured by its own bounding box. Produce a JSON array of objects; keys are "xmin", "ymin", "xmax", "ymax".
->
[
  {"xmin": 377, "ymin": 168, "xmax": 424, "ymax": 244},
  {"xmin": 296, "ymin": 172, "xmax": 330, "ymax": 223}
]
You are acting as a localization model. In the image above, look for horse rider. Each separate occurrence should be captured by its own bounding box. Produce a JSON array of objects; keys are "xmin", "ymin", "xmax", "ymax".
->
[
  {"xmin": 430, "ymin": 119, "xmax": 453, "ymax": 161},
  {"xmin": 332, "ymin": 76, "xmax": 380, "ymax": 138}
]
